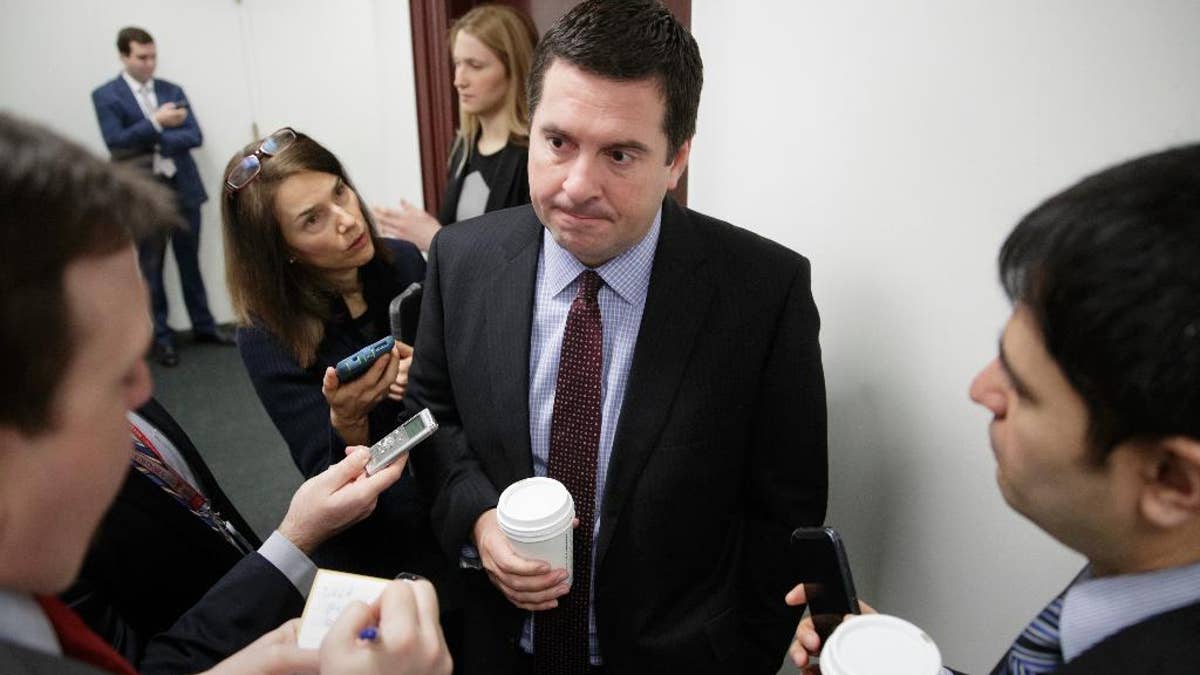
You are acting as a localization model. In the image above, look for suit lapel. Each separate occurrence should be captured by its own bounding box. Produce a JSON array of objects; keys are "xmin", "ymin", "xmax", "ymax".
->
[
  {"xmin": 112, "ymin": 75, "xmax": 145, "ymax": 121},
  {"xmin": 594, "ymin": 199, "xmax": 713, "ymax": 568},
  {"xmin": 485, "ymin": 145, "xmax": 521, "ymax": 213},
  {"xmin": 153, "ymin": 80, "xmax": 179, "ymax": 106},
  {"xmin": 485, "ymin": 210, "xmax": 543, "ymax": 480}
]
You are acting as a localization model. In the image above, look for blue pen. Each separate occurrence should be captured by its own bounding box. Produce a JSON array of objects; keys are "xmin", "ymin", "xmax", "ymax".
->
[{"xmin": 358, "ymin": 626, "xmax": 379, "ymax": 642}]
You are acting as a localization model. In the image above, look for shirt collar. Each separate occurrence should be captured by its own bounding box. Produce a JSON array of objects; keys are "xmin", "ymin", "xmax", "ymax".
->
[
  {"xmin": 121, "ymin": 71, "xmax": 154, "ymax": 95},
  {"xmin": 1060, "ymin": 559, "xmax": 1200, "ymax": 662},
  {"xmin": 540, "ymin": 206, "xmax": 662, "ymax": 306},
  {"xmin": 0, "ymin": 590, "xmax": 60, "ymax": 656}
]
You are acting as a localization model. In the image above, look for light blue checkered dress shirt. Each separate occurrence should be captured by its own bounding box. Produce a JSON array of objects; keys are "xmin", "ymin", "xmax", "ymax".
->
[{"xmin": 519, "ymin": 209, "xmax": 662, "ymax": 665}]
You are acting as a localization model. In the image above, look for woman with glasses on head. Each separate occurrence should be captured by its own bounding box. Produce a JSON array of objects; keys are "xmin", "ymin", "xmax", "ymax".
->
[
  {"xmin": 372, "ymin": 4, "xmax": 538, "ymax": 251},
  {"xmin": 221, "ymin": 128, "xmax": 443, "ymax": 580}
]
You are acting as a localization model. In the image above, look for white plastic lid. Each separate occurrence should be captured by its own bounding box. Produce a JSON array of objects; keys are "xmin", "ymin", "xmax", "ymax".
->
[
  {"xmin": 497, "ymin": 477, "xmax": 575, "ymax": 540},
  {"xmin": 820, "ymin": 614, "xmax": 942, "ymax": 675}
]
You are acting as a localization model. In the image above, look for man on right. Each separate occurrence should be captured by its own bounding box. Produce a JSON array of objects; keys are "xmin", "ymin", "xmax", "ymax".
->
[
  {"xmin": 407, "ymin": 1, "xmax": 827, "ymax": 673},
  {"xmin": 789, "ymin": 144, "xmax": 1200, "ymax": 674}
]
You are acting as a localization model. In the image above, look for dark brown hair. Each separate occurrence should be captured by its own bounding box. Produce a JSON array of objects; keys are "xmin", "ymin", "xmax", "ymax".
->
[
  {"xmin": 117, "ymin": 26, "xmax": 154, "ymax": 55},
  {"xmin": 999, "ymin": 143, "xmax": 1200, "ymax": 458},
  {"xmin": 221, "ymin": 131, "xmax": 391, "ymax": 367},
  {"xmin": 527, "ymin": 0, "xmax": 703, "ymax": 161},
  {"xmin": 0, "ymin": 112, "xmax": 175, "ymax": 434}
]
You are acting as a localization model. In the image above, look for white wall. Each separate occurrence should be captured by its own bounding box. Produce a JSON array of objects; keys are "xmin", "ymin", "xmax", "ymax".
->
[
  {"xmin": 7, "ymin": 1, "xmax": 1200, "ymax": 670},
  {"xmin": 0, "ymin": 0, "xmax": 423, "ymax": 328},
  {"xmin": 691, "ymin": 1, "xmax": 1200, "ymax": 672}
]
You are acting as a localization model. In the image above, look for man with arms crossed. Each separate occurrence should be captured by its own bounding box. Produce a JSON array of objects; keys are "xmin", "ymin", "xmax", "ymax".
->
[
  {"xmin": 789, "ymin": 145, "xmax": 1200, "ymax": 674},
  {"xmin": 0, "ymin": 112, "xmax": 450, "ymax": 675},
  {"xmin": 92, "ymin": 26, "xmax": 231, "ymax": 367},
  {"xmin": 407, "ymin": 1, "xmax": 827, "ymax": 673}
]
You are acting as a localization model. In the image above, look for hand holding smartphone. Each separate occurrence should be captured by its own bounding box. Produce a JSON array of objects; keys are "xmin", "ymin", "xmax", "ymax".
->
[
  {"xmin": 791, "ymin": 526, "xmax": 861, "ymax": 642},
  {"xmin": 335, "ymin": 336, "xmax": 396, "ymax": 382}
]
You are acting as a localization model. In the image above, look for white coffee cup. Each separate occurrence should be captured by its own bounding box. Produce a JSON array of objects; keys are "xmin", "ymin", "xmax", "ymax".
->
[
  {"xmin": 496, "ymin": 477, "xmax": 575, "ymax": 584},
  {"xmin": 819, "ymin": 614, "xmax": 942, "ymax": 675}
]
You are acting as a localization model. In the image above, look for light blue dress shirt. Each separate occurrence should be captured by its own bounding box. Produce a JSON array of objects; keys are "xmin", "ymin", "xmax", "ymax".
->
[
  {"xmin": 1059, "ymin": 559, "xmax": 1200, "ymax": 661},
  {"xmin": 520, "ymin": 209, "xmax": 662, "ymax": 665}
]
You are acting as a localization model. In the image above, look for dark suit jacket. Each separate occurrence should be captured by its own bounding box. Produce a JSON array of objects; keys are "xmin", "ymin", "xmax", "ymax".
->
[
  {"xmin": 237, "ymin": 239, "xmax": 448, "ymax": 583},
  {"xmin": 60, "ymin": 398, "xmax": 303, "ymax": 673},
  {"xmin": 0, "ymin": 641, "xmax": 104, "ymax": 675},
  {"xmin": 91, "ymin": 74, "xmax": 207, "ymax": 209},
  {"xmin": 437, "ymin": 140, "xmax": 530, "ymax": 225},
  {"xmin": 407, "ymin": 199, "xmax": 828, "ymax": 674}
]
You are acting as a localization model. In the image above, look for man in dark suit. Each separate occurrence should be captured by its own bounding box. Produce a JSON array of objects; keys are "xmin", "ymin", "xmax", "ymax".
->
[
  {"xmin": 62, "ymin": 395, "xmax": 411, "ymax": 673},
  {"xmin": 91, "ymin": 26, "xmax": 230, "ymax": 367},
  {"xmin": 787, "ymin": 145, "xmax": 1200, "ymax": 674},
  {"xmin": 406, "ymin": 2, "xmax": 828, "ymax": 673},
  {"xmin": 0, "ymin": 112, "xmax": 452, "ymax": 675}
]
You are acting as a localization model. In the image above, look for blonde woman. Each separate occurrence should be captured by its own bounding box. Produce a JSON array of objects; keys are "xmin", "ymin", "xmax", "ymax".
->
[{"xmin": 374, "ymin": 4, "xmax": 538, "ymax": 250}]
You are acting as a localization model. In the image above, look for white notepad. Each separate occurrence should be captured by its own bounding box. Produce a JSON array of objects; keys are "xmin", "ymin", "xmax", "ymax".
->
[{"xmin": 296, "ymin": 568, "xmax": 390, "ymax": 649}]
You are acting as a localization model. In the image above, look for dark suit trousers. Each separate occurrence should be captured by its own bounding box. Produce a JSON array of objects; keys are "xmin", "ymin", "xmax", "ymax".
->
[{"xmin": 138, "ymin": 181, "xmax": 216, "ymax": 345}]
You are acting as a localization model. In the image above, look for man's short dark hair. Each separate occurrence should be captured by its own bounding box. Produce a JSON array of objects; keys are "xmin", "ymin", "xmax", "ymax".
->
[
  {"xmin": 527, "ymin": 0, "xmax": 703, "ymax": 161},
  {"xmin": 0, "ymin": 113, "xmax": 175, "ymax": 434},
  {"xmin": 999, "ymin": 144, "xmax": 1200, "ymax": 457},
  {"xmin": 117, "ymin": 26, "xmax": 154, "ymax": 55}
]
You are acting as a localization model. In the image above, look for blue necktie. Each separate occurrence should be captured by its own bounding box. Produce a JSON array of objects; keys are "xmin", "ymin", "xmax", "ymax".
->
[{"xmin": 993, "ymin": 594, "xmax": 1065, "ymax": 675}]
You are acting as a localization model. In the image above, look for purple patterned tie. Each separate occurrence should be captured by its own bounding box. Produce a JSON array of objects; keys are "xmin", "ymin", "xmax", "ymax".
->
[{"xmin": 535, "ymin": 269, "xmax": 603, "ymax": 674}]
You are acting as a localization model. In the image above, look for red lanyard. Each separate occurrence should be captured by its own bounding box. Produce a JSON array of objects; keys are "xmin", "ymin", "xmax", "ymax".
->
[
  {"xmin": 129, "ymin": 422, "xmax": 207, "ymax": 512},
  {"xmin": 128, "ymin": 422, "xmax": 254, "ymax": 554}
]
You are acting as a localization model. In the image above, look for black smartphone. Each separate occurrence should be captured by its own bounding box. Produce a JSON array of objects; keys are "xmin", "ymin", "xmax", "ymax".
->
[
  {"xmin": 791, "ymin": 526, "xmax": 860, "ymax": 642},
  {"xmin": 389, "ymin": 282, "xmax": 422, "ymax": 346}
]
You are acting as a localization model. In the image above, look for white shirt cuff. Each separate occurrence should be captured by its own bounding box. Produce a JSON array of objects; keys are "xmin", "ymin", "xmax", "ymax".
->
[
  {"xmin": 260, "ymin": 530, "xmax": 318, "ymax": 598},
  {"xmin": 149, "ymin": 116, "xmax": 163, "ymax": 133}
]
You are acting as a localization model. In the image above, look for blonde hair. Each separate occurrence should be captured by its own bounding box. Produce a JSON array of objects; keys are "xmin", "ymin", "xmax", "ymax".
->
[{"xmin": 450, "ymin": 4, "xmax": 538, "ymax": 172}]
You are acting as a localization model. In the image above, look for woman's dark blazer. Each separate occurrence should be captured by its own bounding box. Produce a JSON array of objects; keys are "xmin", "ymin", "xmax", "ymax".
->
[{"xmin": 436, "ymin": 139, "xmax": 530, "ymax": 225}]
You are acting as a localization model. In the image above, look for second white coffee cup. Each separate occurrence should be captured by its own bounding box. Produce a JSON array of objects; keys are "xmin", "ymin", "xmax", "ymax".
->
[
  {"xmin": 497, "ymin": 477, "xmax": 575, "ymax": 585},
  {"xmin": 819, "ymin": 614, "xmax": 942, "ymax": 675}
]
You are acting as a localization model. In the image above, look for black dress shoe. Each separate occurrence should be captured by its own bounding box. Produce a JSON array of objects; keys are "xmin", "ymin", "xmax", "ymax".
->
[
  {"xmin": 152, "ymin": 342, "xmax": 180, "ymax": 367},
  {"xmin": 193, "ymin": 328, "xmax": 236, "ymax": 346}
]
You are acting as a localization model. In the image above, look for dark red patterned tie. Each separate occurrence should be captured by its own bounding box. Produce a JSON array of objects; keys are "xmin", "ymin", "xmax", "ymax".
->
[
  {"xmin": 35, "ymin": 595, "xmax": 138, "ymax": 675},
  {"xmin": 536, "ymin": 270, "xmax": 603, "ymax": 674}
]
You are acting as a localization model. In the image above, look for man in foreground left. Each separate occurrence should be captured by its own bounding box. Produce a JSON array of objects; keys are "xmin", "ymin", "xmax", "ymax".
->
[{"xmin": 0, "ymin": 112, "xmax": 451, "ymax": 675}]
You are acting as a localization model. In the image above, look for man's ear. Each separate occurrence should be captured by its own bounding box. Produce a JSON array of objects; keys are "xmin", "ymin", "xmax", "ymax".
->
[
  {"xmin": 1139, "ymin": 436, "xmax": 1200, "ymax": 529},
  {"xmin": 666, "ymin": 139, "xmax": 691, "ymax": 191}
]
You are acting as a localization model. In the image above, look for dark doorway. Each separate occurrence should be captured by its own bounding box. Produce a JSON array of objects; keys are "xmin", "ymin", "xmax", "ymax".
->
[{"xmin": 408, "ymin": 0, "xmax": 691, "ymax": 216}]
